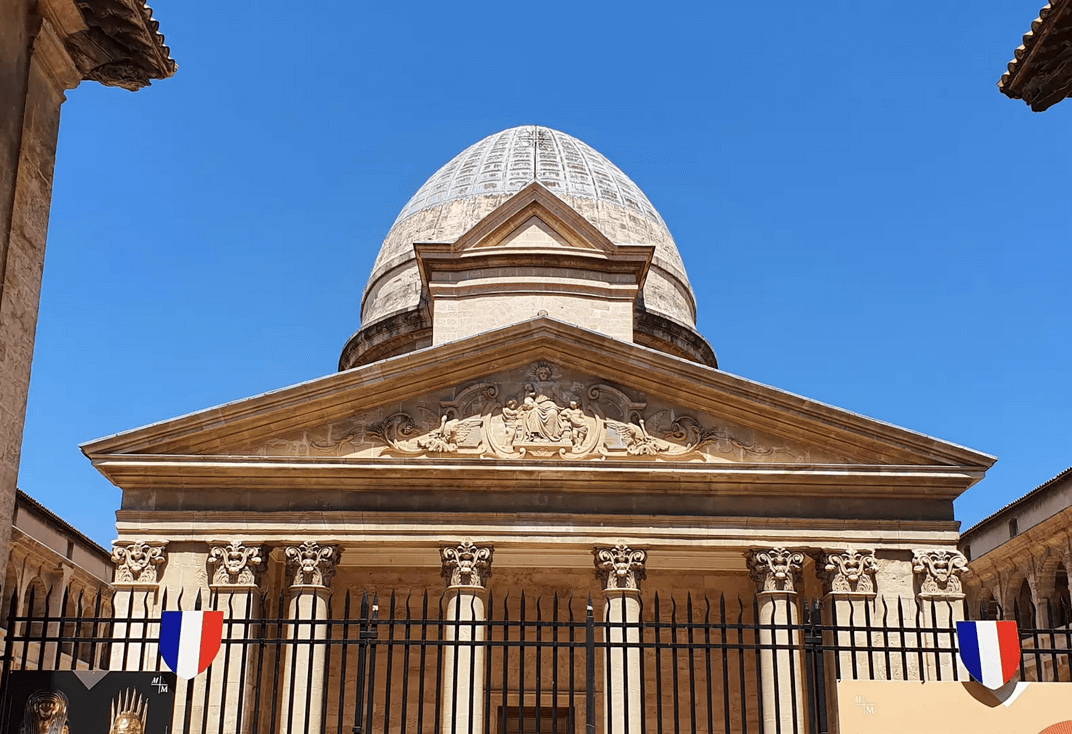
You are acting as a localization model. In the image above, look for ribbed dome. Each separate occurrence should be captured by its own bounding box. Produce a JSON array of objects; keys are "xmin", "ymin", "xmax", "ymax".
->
[{"xmin": 361, "ymin": 126, "xmax": 696, "ymax": 329}]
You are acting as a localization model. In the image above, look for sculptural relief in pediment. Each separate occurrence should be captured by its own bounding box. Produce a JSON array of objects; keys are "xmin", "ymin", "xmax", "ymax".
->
[{"xmin": 241, "ymin": 362, "xmax": 849, "ymax": 463}]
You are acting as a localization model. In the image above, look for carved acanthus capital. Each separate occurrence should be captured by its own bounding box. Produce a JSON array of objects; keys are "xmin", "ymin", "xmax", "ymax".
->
[
  {"xmin": 441, "ymin": 541, "xmax": 493, "ymax": 589},
  {"xmin": 111, "ymin": 541, "xmax": 166, "ymax": 585},
  {"xmin": 817, "ymin": 549, "xmax": 878, "ymax": 596},
  {"xmin": 284, "ymin": 541, "xmax": 338, "ymax": 588},
  {"xmin": 208, "ymin": 541, "xmax": 264, "ymax": 587},
  {"xmin": 913, "ymin": 549, "xmax": 968, "ymax": 599},
  {"xmin": 747, "ymin": 548, "xmax": 805, "ymax": 593},
  {"xmin": 595, "ymin": 544, "xmax": 647, "ymax": 592}
]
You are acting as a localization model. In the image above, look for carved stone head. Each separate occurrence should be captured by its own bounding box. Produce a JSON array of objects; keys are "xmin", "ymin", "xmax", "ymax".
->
[
  {"xmin": 285, "ymin": 541, "xmax": 338, "ymax": 587},
  {"xmin": 595, "ymin": 544, "xmax": 647, "ymax": 591},
  {"xmin": 747, "ymin": 548, "xmax": 805, "ymax": 593},
  {"xmin": 441, "ymin": 541, "xmax": 493, "ymax": 588}
]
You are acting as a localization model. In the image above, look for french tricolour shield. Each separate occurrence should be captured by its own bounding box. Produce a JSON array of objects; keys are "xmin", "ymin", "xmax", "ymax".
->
[
  {"xmin": 956, "ymin": 620, "xmax": 1020, "ymax": 689},
  {"xmin": 159, "ymin": 611, "xmax": 224, "ymax": 680}
]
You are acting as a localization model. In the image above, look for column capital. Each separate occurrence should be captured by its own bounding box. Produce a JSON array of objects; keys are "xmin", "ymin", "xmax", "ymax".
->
[
  {"xmin": 817, "ymin": 548, "xmax": 878, "ymax": 597},
  {"xmin": 111, "ymin": 541, "xmax": 166, "ymax": 587},
  {"xmin": 747, "ymin": 547, "xmax": 805, "ymax": 594},
  {"xmin": 441, "ymin": 541, "xmax": 493, "ymax": 589},
  {"xmin": 284, "ymin": 541, "xmax": 338, "ymax": 589},
  {"xmin": 594, "ymin": 543, "xmax": 647, "ymax": 592},
  {"xmin": 912, "ymin": 549, "xmax": 968, "ymax": 600},
  {"xmin": 208, "ymin": 541, "xmax": 265, "ymax": 589}
]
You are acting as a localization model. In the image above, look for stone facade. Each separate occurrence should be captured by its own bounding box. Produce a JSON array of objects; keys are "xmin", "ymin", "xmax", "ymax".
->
[
  {"xmin": 960, "ymin": 465, "xmax": 1072, "ymax": 622},
  {"xmin": 0, "ymin": 0, "xmax": 173, "ymax": 598},
  {"xmin": 1, "ymin": 490, "xmax": 113, "ymax": 666},
  {"xmin": 79, "ymin": 127, "xmax": 998, "ymax": 732}
]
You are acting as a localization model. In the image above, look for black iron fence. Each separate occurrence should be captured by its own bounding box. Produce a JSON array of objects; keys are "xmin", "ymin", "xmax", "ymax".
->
[{"xmin": 0, "ymin": 585, "xmax": 1069, "ymax": 734}]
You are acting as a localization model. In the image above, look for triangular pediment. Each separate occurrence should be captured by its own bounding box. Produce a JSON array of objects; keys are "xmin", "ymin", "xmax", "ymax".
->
[
  {"xmin": 448, "ymin": 182, "xmax": 618, "ymax": 254},
  {"xmin": 83, "ymin": 319, "xmax": 995, "ymax": 490},
  {"xmin": 491, "ymin": 215, "xmax": 581, "ymax": 250}
]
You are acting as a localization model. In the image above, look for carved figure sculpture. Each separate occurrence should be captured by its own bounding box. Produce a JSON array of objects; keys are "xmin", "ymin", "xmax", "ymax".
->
[
  {"xmin": 208, "ymin": 541, "xmax": 263, "ymax": 586},
  {"xmin": 284, "ymin": 541, "xmax": 338, "ymax": 587},
  {"xmin": 418, "ymin": 415, "xmax": 483, "ymax": 453},
  {"xmin": 18, "ymin": 690, "xmax": 69, "ymax": 734},
  {"xmin": 819, "ymin": 549, "xmax": 878, "ymax": 594},
  {"xmin": 595, "ymin": 544, "xmax": 647, "ymax": 591},
  {"xmin": 112, "ymin": 541, "xmax": 166, "ymax": 584},
  {"xmin": 441, "ymin": 541, "xmax": 493, "ymax": 588},
  {"xmin": 109, "ymin": 689, "xmax": 147, "ymax": 734},
  {"xmin": 558, "ymin": 399, "xmax": 589, "ymax": 450},
  {"xmin": 747, "ymin": 548, "xmax": 805, "ymax": 593},
  {"xmin": 913, "ymin": 550, "xmax": 968, "ymax": 597}
]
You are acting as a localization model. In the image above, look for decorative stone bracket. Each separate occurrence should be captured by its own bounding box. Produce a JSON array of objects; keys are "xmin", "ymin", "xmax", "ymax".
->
[
  {"xmin": 913, "ymin": 549, "xmax": 968, "ymax": 600},
  {"xmin": 595, "ymin": 543, "xmax": 647, "ymax": 591},
  {"xmin": 817, "ymin": 549, "xmax": 878, "ymax": 596},
  {"xmin": 284, "ymin": 541, "xmax": 339, "ymax": 588},
  {"xmin": 111, "ymin": 541, "xmax": 167, "ymax": 586},
  {"xmin": 208, "ymin": 541, "xmax": 264, "ymax": 588},
  {"xmin": 747, "ymin": 548, "xmax": 805, "ymax": 593},
  {"xmin": 441, "ymin": 541, "xmax": 494, "ymax": 589}
]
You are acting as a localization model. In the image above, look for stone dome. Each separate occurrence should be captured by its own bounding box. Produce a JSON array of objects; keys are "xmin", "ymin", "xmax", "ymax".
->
[
  {"xmin": 342, "ymin": 126, "xmax": 716, "ymax": 371},
  {"xmin": 361, "ymin": 126, "xmax": 696, "ymax": 327}
]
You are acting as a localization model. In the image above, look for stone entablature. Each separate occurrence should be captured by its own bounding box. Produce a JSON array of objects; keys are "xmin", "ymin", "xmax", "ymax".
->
[{"xmin": 594, "ymin": 544, "xmax": 647, "ymax": 591}]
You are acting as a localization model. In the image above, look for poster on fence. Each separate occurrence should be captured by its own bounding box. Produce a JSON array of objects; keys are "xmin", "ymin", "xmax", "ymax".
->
[
  {"xmin": 838, "ymin": 680, "xmax": 1072, "ymax": 734},
  {"xmin": 3, "ymin": 671, "xmax": 176, "ymax": 734}
]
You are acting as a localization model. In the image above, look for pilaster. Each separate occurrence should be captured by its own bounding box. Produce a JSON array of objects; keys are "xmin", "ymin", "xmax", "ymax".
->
[
  {"xmin": 594, "ymin": 543, "xmax": 645, "ymax": 734},
  {"xmin": 440, "ymin": 540, "xmax": 493, "ymax": 734}
]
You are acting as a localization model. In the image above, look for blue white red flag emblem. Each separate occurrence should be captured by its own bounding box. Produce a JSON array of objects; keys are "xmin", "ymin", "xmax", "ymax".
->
[
  {"xmin": 956, "ymin": 620, "xmax": 1020, "ymax": 689},
  {"xmin": 159, "ymin": 611, "xmax": 224, "ymax": 680}
]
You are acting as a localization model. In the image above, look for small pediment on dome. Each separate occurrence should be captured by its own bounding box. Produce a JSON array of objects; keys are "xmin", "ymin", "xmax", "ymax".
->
[
  {"xmin": 445, "ymin": 182, "xmax": 620, "ymax": 254},
  {"xmin": 237, "ymin": 361, "xmax": 849, "ymax": 465}
]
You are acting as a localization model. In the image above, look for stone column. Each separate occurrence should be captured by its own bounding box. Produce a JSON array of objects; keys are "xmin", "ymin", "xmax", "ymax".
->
[
  {"xmin": 439, "ymin": 541, "xmax": 493, "ymax": 734},
  {"xmin": 912, "ymin": 549, "xmax": 968, "ymax": 681},
  {"xmin": 817, "ymin": 549, "xmax": 879, "ymax": 679},
  {"xmin": 279, "ymin": 541, "xmax": 338, "ymax": 734},
  {"xmin": 205, "ymin": 541, "xmax": 264, "ymax": 734},
  {"xmin": 594, "ymin": 543, "xmax": 646, "ymax": 734},
  {"xmin": 109, "ymin": 541, "xmax": 167, "ymax": 671},
  {"xmin": 747, "ymin": 548, "xmax": 806, "ymax": 734}
]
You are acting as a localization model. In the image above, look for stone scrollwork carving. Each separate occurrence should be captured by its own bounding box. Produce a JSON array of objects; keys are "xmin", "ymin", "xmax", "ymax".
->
[
  {"xmin": 111, "ymin": 541, "xmax": 167, "ymax": 584},
  {"xmin": 595, "ymin": 543, "xmax": 647, "ymax": 591},
  {"xmin": 441, "ymin": 541, "xmax": 493, "ymax": 588},
  {"xmin": 747, "ymin": 547, "xmax": 805, "ymax": 593},
  {"xmin": 913, "ymin": 549, "xmax": 968, "ymax": 599},
  {"xmin": 208, "ymin": 541, "xmax": 264, "ymax": 587},
  {"xmin": 818, "ymin": 549, "xmax": 878, "ymax": 595},
  {"xmin": 362, "ymin": 361, "xmax": 807, "ymax": 462},
  {"xmin": 284, "ymin": 541, "xmax": 339, "ymax": 588}
]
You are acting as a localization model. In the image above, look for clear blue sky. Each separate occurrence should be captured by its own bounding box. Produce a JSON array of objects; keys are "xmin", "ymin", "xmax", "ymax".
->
[{"xmin": 19, "ymin": 0, "xmax": 1072, "ymax": 547}]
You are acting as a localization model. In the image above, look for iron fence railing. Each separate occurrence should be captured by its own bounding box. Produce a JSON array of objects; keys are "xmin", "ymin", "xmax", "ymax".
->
[{"xmin": 0, "ymin": 584, "xmax": 1068, "ymax": 734}]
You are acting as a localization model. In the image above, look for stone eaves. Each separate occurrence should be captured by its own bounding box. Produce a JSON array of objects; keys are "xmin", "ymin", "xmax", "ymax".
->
[
  {"xmin": 46, "ymin": 0, "xmax": 177, "ymax": 90},
  {"xmin": 998, "ymin": 0, "xmax": 1072, "ymax": 110}
]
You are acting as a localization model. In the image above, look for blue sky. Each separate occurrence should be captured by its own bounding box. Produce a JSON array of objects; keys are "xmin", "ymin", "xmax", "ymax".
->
[{"xmin": 19, "ymin": 0, "xmax": 1072, "ymax": 547}]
